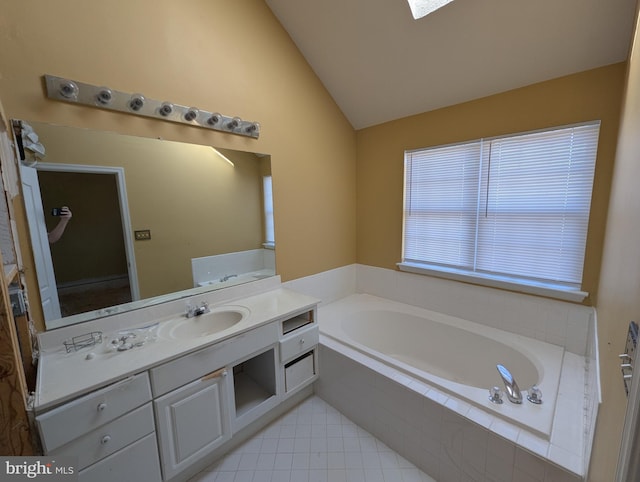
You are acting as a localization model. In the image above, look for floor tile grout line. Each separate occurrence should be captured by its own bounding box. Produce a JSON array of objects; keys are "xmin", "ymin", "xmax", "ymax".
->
[{"xmin": 188, "ymin": 395, "xmax": 436, "ymax": 482}]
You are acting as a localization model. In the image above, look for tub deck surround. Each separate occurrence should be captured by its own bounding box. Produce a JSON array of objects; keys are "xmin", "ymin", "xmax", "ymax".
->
[
  {"xmin": 320, "ymin": 294, "xmax": 563, "ymax": 439},
  {"xmin": 317, "ymin": 294, "xmax": 591, "ymax": 480},
  {"xmin": 317, "ymin": 341, "xmax": 586, "ymax": 481},
  {"xmin": 34, "ymin": 286, "xmax": 319, "ymax": 412}
]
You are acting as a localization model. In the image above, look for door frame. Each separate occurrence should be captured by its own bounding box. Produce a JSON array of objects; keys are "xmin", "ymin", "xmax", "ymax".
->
[{"xmin": 36, "ymin": 162, "xmax": 140, "ymax": 304}]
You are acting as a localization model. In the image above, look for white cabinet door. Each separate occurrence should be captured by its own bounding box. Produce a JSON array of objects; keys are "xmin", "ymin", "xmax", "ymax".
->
[{"xmin": 154, "ymin": 368, "xmax": 231, "ymax": 480}]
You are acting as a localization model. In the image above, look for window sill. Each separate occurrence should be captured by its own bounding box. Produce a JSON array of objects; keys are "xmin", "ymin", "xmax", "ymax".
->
[{"xmin": 397, "ymin": 262, "xmax": 588, "ymax": 303}]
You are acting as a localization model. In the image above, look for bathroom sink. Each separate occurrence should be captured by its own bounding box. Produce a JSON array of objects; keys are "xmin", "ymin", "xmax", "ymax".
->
[{"xmin": 160, "ymin": 307, "xmax": 249, "ymax": 340}]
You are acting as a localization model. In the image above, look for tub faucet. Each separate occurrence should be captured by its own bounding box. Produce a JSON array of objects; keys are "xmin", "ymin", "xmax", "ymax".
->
[{"xmin": 496, "ymin": 364, "xmax": 522, "ymax": 404}]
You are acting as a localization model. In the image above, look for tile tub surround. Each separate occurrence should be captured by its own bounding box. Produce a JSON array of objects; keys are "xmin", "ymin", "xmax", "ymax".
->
[
  {"xmin": 316, "ymin": 338, "xmax": 587, "ymax": 482},
  {"xmin": 320, "ymin": 294, "xmax": 564, "ymax": 440},
  {"xmin": 355, "ymin": 264, "xmax": 594, "ymax": 357},
  {"xmin": 285, "ymin": 264, "xmax": 594, "ymax": 357},
  {"xmin": 286, "ymin": 265, "xmax": 600, "ymax": 472}
]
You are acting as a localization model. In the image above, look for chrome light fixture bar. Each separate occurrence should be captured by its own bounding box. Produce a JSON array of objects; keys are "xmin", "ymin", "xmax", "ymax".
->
[{"xmin": 44, "ymin": 75, "xmax": 260, "ymax": 139}]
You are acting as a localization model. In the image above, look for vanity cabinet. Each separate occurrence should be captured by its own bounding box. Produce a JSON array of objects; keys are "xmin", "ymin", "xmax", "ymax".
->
[
  {"xmin": 279, "ymin": 309, "xmax": 319, "ymax": 394},
  {"xmin": 35, "ymin": 291, "xmax": 320, "ymax": 482},
  {"xmin": 154, "ymin": 368, "xmax": 230, "ymax": 480},
  {"xmin": 35, "ymin": 373, "xmax": 161, "ymax": 481}
]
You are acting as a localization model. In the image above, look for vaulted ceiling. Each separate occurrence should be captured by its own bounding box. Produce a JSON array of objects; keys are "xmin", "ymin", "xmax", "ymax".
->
[{"xmin": 266, "ymin": 0, "xmax": 638, "ymax": 129}]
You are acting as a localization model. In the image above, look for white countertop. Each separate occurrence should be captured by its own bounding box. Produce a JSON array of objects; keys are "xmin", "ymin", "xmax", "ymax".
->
[{"xmin": 35, "ymin": 287, "xmax": 319, "ymax": 412}]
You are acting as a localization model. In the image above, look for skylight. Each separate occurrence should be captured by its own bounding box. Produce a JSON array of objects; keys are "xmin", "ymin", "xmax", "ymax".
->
[{"xmin": 406, "ymin": 0, "xmax": 454, "ymax": 19}]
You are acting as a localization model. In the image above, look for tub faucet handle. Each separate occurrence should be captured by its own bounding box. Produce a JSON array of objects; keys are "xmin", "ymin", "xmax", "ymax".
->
[
  {"xmin": 489, "ymin": 386, "xmax": 503, "ymax": 404},
  {"xmin": 496, "ymin": 364, "xmax": 523, "ymax": 404},
  {"xmin": 527, "ymin": 385, "xmax": 543, "ymax": 404}
]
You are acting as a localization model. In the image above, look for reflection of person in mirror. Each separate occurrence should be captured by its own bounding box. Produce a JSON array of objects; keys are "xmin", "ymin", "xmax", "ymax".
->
[{"xmin": 48, "ymin": 206, "xmax": 72, "ymax": 244}]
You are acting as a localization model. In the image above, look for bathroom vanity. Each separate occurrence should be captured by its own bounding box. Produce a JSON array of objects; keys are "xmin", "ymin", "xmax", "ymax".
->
[{"xmin": 33, "ymin": 285, "xmax": 319, "ymax": 482}]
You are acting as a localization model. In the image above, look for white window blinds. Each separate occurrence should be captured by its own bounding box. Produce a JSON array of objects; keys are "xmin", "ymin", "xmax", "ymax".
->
[{"xmin": 403, "ymin": 122, "xmax": 600, "ymax": 288}]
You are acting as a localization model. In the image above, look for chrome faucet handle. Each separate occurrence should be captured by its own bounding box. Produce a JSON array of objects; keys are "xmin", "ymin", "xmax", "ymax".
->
[
  {"xmin": 489, "ymin": 386, "xmax": 504, "ymax": 404},
  {"xmin": 185, "ymin": 303, "xmax": 197, "ymax": 318},
  {"xmin": 186, "ymin": 301, "xmax": 210, "ymax": 318},
  {"xmin": 527, "ymin": 385, "xmax": 543, "ymax": 404}
]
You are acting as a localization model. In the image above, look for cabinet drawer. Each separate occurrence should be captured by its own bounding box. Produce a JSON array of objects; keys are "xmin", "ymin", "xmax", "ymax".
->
[
  {"xmin": 150, "ymin": 322, "xmax": 278, "ymax": 397},
  {"xmin": 285, "ymin": 351, "xmax": 316, "ymax": 392},
  {"xmin": 52, "ymin": 403, "xmax": 155, "ymax": 470},
  {"xmin": 79, "ymin": 433, "xmax": 162, "ymax": 482},
  {"xmin": 37, "ymin": 373, "xmax": 152, "ymax": 452},
  {"xmin": 280, "ymin": 324, "xmax": 318, "ymax": 363}
]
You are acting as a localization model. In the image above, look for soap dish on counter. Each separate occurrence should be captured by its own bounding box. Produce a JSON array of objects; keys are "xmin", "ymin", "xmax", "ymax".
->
[{"xmin": 63, "ymin": 331, "xmax": 103, "ymax": 353}]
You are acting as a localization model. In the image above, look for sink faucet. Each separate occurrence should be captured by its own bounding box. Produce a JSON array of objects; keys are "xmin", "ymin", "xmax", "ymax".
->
[
  {"xmin": 186, "ymin": 301, "xmax": 210, "ymax": 318},
  {"xmin": 496, "ymin": 364, "xmax": 523, "ymax": 404}
]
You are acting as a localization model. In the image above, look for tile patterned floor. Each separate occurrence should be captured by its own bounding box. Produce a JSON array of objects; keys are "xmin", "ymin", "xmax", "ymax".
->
[{"xmin": 189, "ymin": 395, "xmax": 436, "ymax": 482}]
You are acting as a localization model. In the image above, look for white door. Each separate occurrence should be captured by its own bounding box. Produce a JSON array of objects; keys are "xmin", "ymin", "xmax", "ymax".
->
[
  {"xmin": 20, "ymin": 164, "xmax": 61, "ymax": 321},
  {"xmin": 154, "ymin": 368, "xmax": 231, "ymax": 480}
]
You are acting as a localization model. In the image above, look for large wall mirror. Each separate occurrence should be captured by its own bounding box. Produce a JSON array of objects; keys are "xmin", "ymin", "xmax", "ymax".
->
[{"xmin": 17, "ymin": 120, "xmax": 275, "ymax": 331}]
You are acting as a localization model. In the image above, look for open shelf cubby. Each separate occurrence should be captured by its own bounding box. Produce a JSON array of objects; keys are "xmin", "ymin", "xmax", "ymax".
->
[{"xmin": 232, "ymin": 348, "xmax": 277, "ymax": 418}]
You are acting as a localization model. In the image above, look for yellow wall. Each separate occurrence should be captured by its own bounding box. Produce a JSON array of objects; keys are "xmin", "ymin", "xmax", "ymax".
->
[
  {"xmin": 356, "ymin": 63, "xmax": 626, "ymax": 306},
  {"xmin": 0, "ymin": 1, "xmax": 636, "ymax": 476},
  {"xmin": 0, "ymin": 0, "xmax": 358, "ymax": 293},
  {"xmin": 590, "ymin": 5, "xmax": 640, "ymax": 480}
]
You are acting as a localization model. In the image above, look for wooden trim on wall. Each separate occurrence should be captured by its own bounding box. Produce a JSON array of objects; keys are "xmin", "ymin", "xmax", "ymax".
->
[
  {"xmin": 0, "ymin": 288, "xmax": 34, "ymax": 456},
  {"xmin": 0, "ymin": 99, "xmax": 36, "ymax": 456}
]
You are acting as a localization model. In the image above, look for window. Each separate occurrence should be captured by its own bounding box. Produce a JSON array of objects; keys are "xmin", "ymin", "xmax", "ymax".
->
[
  {"xmin": 401, "ymin": 122, "xmax": 600, "ymax": 300},
  {"xmin": 263, "ymin": 175, "xmax": 275, "ymax": 248}
]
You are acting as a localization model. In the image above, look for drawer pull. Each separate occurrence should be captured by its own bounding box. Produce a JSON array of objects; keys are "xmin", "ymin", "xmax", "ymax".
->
[
  {"xmin": 97, "ymin": 403, "xmax": 107, "ymax": 412},
  {"xmin": 201, "ymin": 368, "xmax": 227, "ymax": 382},
  {"xmin": 101, "ymin": 435, "xmax": 111, "ymax": 445},
  {"xmin": 300, "ymin": 338, "xmax": 305, "ymax": 344}
]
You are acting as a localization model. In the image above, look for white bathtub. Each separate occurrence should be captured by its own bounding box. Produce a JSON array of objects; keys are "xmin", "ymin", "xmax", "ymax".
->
[{"xmin": 319, "ymin": 294, "xmax": 564, "ymax": 439}]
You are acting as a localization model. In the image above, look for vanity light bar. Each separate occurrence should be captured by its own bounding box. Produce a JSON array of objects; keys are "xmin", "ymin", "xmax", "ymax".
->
[{"xmin": 43, "ymin": 75, "xmax": 260, "ymax": 139}]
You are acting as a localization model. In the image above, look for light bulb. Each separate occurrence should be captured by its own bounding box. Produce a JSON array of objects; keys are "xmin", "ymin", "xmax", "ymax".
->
[
  {"xmin": 227, "ymin": 116, "xmax": 242, "ymax": 129},
  {"xmin": 245, "ymin": 122, "xmax": 259, "ymax": 134},
  {"xmin": 128, "ymin": 94, "xmax": 145, "ymax": 112},
  {"xmin": 207, "ymin": 113, "xmax": 221, "ymax": 126},
  {"xmin": 95, "ymin": 87, "xmax": 113, "ymax": 106},
  {"xmin": 183, "ymin": 107, "xmax": 199, "ymax": 122},
  {"xmin": 58, "ymin": 80, "xmax": 79, "ymax": 100},
  {"xmin": 158, "ymin": 102, "xmax": 173, "ymax": 117}
]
